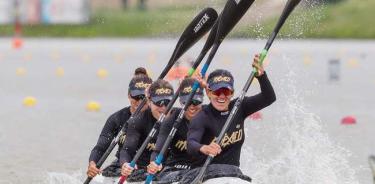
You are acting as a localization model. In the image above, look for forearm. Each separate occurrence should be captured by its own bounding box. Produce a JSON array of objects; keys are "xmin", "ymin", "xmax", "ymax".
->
[
  {"xmin": 258, "ymin": 72, "xmax": 276, "ymax": 103},
  {"xmin": 187, "ymin": 140, "xmax": 203, "ymax": 157},
  {"xmin": 88, "ymin": 135, "xmax": 112, "ymax": 163}
]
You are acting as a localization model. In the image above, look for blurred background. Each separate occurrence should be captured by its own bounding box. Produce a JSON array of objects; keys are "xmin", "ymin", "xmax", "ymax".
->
[
  {"xmin": 0, "ymin": 0, "xmax": 373, "ymax": 38},
  {"xmin": 0, "ymin": 0, "xmax": 374, "ymax": 184}
]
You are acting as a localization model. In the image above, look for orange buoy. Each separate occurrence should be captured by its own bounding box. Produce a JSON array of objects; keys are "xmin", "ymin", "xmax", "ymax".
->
[
  {"xmin": 12, "ymin": 0, "xmax": 23, "ymax": 49},
  {"xmin": 12, "ymin": 38, "xmax": 23, "ymax": 49},
  {"xmin": 341, "ymin": 116, "xmax": 356, "ymax": 125},
  {"xmin": 166, "ymin": 66, "xmax": 189, "ymax": 81},
  {"xmin": 248, "ymin": 111, "xmax": 262, "ymax": 121}
]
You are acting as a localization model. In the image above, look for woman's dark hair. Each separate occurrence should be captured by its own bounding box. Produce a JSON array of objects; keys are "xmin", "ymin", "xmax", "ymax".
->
[
  {"xmin": 134, "ymin": 67, "xmax": 148, "ymax": 76},
  {"xmin": 128, "ymin": 74, "xmax": 153, "ymax": 95}
]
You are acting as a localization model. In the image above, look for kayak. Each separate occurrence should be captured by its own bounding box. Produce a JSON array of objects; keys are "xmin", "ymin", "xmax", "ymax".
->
[
  {"xmin": 90, "ymin": 175, "xmax": 142, "ymax": 184},
  {"xmin": 90, "ymin": 164, "xmax": 251, "ymax": 184},
  {"xmin": 203, "ymin": 177, "xmax": 251, "ymax": 184},
  {"xmin": 90, "ymin": 175, "xmax": 251, "ymax": 184}
]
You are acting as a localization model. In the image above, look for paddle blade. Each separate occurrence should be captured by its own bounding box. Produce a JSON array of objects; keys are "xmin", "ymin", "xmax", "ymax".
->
[
  {"xmin": 265, "ymin": 0, "xmax": 302, "ymax": 50},
  {"xmin": 189, "ymin": 20, "xmax": 218, "ymax": 71},
  {"xmin": 172, "ymin": 7, "xmax": 218, "ymax": 62},
  {"xmin": 216, "ymin": 0, "xmax": 255, "ymax": 43},
  {"xmin": 196, "ymin": 0, "xmax": 255, "ymax": 75},
  {"xmin": 158, "ymin": 7, "xmax": 218, "ymax": 79}
]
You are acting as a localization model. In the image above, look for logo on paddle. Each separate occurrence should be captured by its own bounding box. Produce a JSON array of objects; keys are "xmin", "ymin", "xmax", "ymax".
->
[{"xmin": 194, "ymin": 14, "xmax": 210, "ymax": 33}]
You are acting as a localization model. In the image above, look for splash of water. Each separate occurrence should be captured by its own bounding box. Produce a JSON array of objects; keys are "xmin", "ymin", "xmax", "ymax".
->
[
  {"xmin": 241, "ymin": 55, "xmax": 358, "ymax": 184},
  {"xmin": 284, "ymin": 0, "xmax": 325, "ymax": 38}
]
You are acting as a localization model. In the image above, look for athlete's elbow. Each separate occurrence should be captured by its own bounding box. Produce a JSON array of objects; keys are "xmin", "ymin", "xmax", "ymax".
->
[
  {"xmin": 268, "ymin": 93, "xmax": 276, "ymax": 104},
  {"xmin": 186, "ymin": 142, "xmax": 195, "ymax": 156},
  {"xmin": 187, "ymin": 141, "xmax": 200, "ymax": 157},
  {"xmin": 261, "ymin": 93, "xmax": 276, "ymax": 105}
]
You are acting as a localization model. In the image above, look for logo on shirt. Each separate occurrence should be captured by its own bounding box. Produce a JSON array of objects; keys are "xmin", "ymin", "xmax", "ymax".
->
[
  {"xmin": 147, "ymin": 143, "xmax": 156, "ymax": 151},
  {"xmin": 119, "ymin": 134, "xmax": 126, "ymax": 144},
  {"xmin": 175, "ymin": 140, "xmax": 187, "ymax": 151},
  {"xmin": 217, "ymin": 129, "xmax": 243, "ymax": 148},
  {"xmin": 174, "ymin": 164, "xmax": 190, "ymax": 169}
]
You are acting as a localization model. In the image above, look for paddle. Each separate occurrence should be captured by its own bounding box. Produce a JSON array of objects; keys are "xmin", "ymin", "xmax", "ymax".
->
[
  {"xmin": 115, "ymin": 7, "xmax": 218, "ymax": 184},
  {"xmin": 191, "ymin": 0, "xmax": 302, "ymax": 183},
  {"xmin": 144, "ymin": 0, "xmax": 255, "ymax": 183},
  {"xmin": 83, "ymin": 7, "xmax": 217, "ymax": 184},
  {"xmin": 158, "ymin": 14, "xmax": 219, "ymax": 114}
]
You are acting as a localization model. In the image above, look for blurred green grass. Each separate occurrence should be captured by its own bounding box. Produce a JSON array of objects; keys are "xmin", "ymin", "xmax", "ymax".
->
[
  {"xmin": 238, "ymin": 0, "xmax": 375, "ymax": 39},
  {"xmin": 0, "ymin": 0, "xmax": 374, "ymax": 38},
  {"xmin": 0, "ymin": 6, "xmax": 199, "ymax": 37}
]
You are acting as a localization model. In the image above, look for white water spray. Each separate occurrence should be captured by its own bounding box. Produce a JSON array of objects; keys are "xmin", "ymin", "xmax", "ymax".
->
[{"xmin": 241, "ymin": 55, "xmax": 358, "ymax": 184}]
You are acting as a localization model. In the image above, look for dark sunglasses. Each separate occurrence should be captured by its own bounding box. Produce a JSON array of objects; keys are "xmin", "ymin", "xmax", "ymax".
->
[
  {"xmin": 153, "ymin": 99, "xmax": 171, "ymax": 107},
  {"xmin": 211, "ymin": 88, "xmax": 233, "ymax": 96},
  {"xmin": 183, "ymin": 100, "xmax": 202, "ymax": 106},
  {"xmin": 131, "ymin": 94, "xmax": 145, "ymax": 101}
]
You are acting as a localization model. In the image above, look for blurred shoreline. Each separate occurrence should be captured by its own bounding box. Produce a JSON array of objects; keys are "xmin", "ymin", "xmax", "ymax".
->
[{"xmin": 0, "ymin": 0, "xmax": 374, "ymax": 39}]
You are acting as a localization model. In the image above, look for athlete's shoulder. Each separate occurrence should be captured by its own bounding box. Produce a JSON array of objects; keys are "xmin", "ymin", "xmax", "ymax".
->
[
  {"xmin": 191, "ymin": 104, "xmax": 210, "ymax": 124},
  {"xmin": 130, "ymin": 107, "xmax": 149, "ymax": 125},
  {"xmin": 107, "ymin": 106, "xmax": 131, "ymax": 122}
]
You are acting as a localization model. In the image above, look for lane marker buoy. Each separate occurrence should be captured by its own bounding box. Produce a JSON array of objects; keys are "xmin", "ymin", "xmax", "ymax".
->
[
  {"xmin": 86, "ymin": 101, "xmax": 101, "ymax": 112},
  {"xmin": 16, "ymin": 67, "xmax": 27, "ymax": 76},
  {"xmin": 341, "ymin": 115, "xmax": 356, "ymax": 125},
  {"xmin": 56, "ymin": 67, "xmax": 64, "ymax": 77},
  {"xmin": 23, "ymin": 96, "xmax": 37, "ymax": 107},
  {"xmin": 347, "ymin": 58, "xmax": 359, "ymax": 68},
  {"xmin": 97, "ymin": 69, "xmax": 108, "ymax": 78}
]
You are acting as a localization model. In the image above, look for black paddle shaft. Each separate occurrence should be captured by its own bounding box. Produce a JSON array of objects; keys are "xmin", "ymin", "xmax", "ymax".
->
[{"xmin": 265, "ymin": 0, "xmax": 302, "ymax": 50}]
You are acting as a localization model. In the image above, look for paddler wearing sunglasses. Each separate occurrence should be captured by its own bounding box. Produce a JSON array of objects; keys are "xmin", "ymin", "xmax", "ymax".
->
[
  {"xmin": 119, "ymin": 79, "xmax": 177, "ymax": 182},
  {"xmin": 87, "ymin": 68, "xmax": 151, "ymax": 179},
  {"xmin": 146, "ymin": 77, "xmax": 204, "ymax": 183},
  {"xmin": 185, "ymin": 54, "xmax": 276, "ymax": 179}
]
